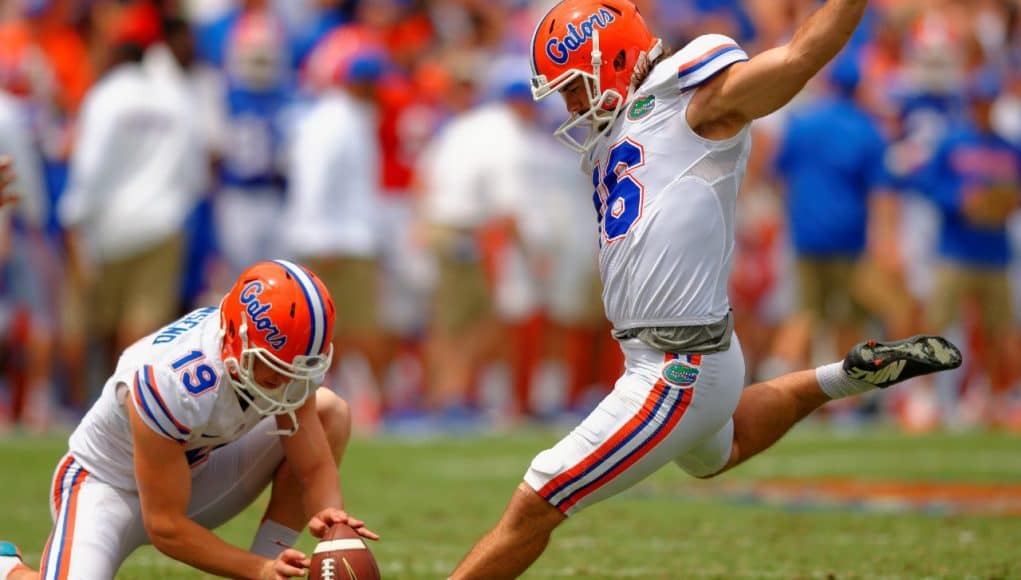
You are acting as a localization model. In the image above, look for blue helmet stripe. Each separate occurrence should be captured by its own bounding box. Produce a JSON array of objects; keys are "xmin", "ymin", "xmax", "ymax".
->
[{"xmin": 273, "ymin": 259, "xmax": 326, "ymax": 356}]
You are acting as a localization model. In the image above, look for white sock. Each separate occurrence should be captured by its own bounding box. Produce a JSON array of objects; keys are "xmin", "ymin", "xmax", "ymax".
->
[
  {"xmin": 0, "ymin": 556, "xmax": 26, "ymax": 580},
  {"xmin": 249, "ymin": 519, "xmax": 301, "ymax": 558},
  {"xmin": 816, "ymin": 362, "xmax": 876, "ymax": 400}
]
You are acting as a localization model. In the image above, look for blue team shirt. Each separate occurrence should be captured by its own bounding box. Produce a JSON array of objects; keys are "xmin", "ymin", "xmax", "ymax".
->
[
  {"xmin": 776, "ymin": 97, "xmax": 890, "ymax": 257},
  {"xmin": 219, "ymin": 86, "xmax": 291, "ymax": 190},
  {"xmin": 891, "ymin": 91, "xmax": 965, "ymax": 186},
  {"xmin": 919, "ymin": 126, "xmax": 1020, "ymax": 267}
]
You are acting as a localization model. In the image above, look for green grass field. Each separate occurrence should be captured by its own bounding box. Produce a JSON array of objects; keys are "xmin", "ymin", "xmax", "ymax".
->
[{"xmin": 2, "ymin": 426, "xmax": 1020, "ymax": 579}]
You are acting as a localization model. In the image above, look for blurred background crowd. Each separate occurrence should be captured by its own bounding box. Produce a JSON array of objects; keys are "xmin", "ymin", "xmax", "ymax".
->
[{"xmin": 0, "ymin": 0, "xmax": 1019, "ymax": 436}]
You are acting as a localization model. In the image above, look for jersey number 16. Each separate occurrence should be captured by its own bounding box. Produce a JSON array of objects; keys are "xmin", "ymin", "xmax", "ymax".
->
[{"xmin": 593, "ymin": 138, "xmax": 645, "ymax": 244}]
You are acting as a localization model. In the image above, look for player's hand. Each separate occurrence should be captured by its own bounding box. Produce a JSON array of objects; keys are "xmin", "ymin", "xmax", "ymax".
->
[
  {"xmin": 308, "ymin": 508, "xmax": 380, "ymax": 541},
  {"xmin": 260, "ymin": 548, "xmax": 310, "ymax": 579}
]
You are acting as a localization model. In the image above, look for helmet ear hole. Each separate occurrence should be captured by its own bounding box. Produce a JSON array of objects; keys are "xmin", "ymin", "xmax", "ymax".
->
[
  {"xmin": 614, "ymin": 50, "xmax": 626, "ymax": 71},
  {"xmin": 229, "ymin": 320, "xmax": 236, "ymax": 338},
  {"xmin": 289, "ymin": 302, "xmax": 296, "ymax": 318}
]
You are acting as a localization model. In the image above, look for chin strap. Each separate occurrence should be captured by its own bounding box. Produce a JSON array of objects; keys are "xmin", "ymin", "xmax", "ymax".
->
[
  {"xmin": 266, "ymin": 410, "xmax": 300, "ymax": 437},
  {"xmin": 225, "ymin": 358, "xmax": 306, "ymax": 437},
  {"xmin": 236, "ymin": 381, "xmax": 302, "ymax": 437}
]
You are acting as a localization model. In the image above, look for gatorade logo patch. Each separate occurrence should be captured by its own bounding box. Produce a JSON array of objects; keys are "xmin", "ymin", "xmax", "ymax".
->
[
  {"xmin": 627, "ymin": 95, "xmax": 656, "ymax": 121},
  {"xmin": 663, "ymin": 359, "xmax": 699, "ymax": 388}
]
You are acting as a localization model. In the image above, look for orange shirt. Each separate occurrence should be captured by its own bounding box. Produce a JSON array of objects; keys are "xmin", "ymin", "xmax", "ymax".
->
[{"xmin": 0, "ymin": 19, "xmax": 93, "ymax": 114}]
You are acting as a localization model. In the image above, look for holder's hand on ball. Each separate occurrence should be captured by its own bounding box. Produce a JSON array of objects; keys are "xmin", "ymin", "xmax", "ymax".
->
[
  {"xmin": 261, "ymin": 548, "xmax": 311, "ymax": 579},
  {"xmin": 309, "ymin": 508, "xmax": 380, "ymax": 541}
]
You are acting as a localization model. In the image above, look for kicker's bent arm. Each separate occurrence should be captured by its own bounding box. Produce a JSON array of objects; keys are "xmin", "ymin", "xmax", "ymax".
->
[{"xmin": 688, "ymin": 0, "xmax": 869, "ymax": 138}]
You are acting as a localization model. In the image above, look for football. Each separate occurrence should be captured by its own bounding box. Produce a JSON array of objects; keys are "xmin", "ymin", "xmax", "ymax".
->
[{"xmin": 309, "ymin": 523, "xmax": 381, "ymax": 580}]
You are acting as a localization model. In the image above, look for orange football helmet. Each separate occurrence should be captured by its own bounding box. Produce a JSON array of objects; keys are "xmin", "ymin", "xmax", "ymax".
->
[
  {"xmin": 226, "ymin": 10, "xmax": 289, "ymax": 91},
  {"xmin": 530, "ymin": 0, "xmax": 661, "ymax": 153},
  {"xmin": 219, "ymin": 259, "xmax": 335, "ymax": 434}
]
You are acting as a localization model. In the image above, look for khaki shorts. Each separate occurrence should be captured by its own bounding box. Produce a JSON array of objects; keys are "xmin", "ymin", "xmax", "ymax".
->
[
  {"xmin": 795, "ymin": 257, "xmax": 868, "ymax": 325},
  {"xmin": 926, "ymin": 264, "xmax": 1013, "ymax": 334},
  {"xmin": 551, "ymin": 270, "xmax": 606, "ymax": 327},
  {"xmin": 92, "ymin": 236, "xmax": 183, "ymax": 339},
  {"xmin": 61, "ymin": 281, "xmax": 87, "ymax": 341},
  {"xmin": 578, "ymin": 273, "xmax": 608, "ymax": 327},
  {"xmin": 302, "ymin": 256, "xmax": 381, "ymax": 335},
  {"xmin": 428, "ymin": 227, "xmax": 491, "ymax": 334},
  {"xmin": 851, "ymin": 256, "xmax": 916, "ymax": 332}
]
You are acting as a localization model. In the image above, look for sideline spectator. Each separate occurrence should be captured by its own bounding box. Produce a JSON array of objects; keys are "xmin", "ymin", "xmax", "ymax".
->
[
  {"xmin": 282, "ymin": 45, "xmax": 390, "ymax": 422},
  {"xmin": 58, "ymin": 6, "xmax": 206, "ymax": 375},
  {"xmin": 919, "ymin": 71, "xmax": 1021, "ymax": 428}
]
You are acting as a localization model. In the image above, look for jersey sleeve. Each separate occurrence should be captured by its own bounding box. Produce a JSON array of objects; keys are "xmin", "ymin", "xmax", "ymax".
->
[
  {"xmin": 674, "ymin": 34, "xmax": 749, "ymax": 92},
  {"xmin": 128, "ymin": 364, "xmax": 204, "ymax": 444}
]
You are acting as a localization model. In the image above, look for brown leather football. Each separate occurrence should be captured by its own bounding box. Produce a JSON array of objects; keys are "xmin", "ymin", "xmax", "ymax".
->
[{"xmin": 308, "ymin": 523, "xmax": 381, "ymax": 580}]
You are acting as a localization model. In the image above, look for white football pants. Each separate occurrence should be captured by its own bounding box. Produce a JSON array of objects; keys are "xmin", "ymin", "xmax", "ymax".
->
[
  {"xmin": 524, "ymin": 335, "xmax": 745, "ymax": 515},
  {"xmin": 39, "ymin": 418, "xmax": 282, "ymax": 579}
]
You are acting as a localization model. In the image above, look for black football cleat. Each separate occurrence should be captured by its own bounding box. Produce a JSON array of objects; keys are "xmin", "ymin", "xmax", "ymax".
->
[{"xmin": 843, "ymin": 335, "xmax": 962, "ymax": 388}]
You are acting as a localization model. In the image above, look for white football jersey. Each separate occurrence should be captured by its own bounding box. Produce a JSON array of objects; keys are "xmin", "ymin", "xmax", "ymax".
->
[
  {"xmin": 69, "ymin": 308, "xmax": 266, "ymax": 490},
  {"xmin": 584, "ymin": 34, "xmax": 750, "ymax": 331}
]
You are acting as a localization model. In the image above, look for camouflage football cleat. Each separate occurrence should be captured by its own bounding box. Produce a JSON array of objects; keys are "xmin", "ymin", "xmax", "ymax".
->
[{"xmin": 843, "ymin": 335, "xmax": 962, "ymax": 388}]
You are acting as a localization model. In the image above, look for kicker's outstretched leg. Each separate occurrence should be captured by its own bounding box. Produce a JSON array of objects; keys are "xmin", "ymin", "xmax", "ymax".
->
[{"xmin": 718, "ymin": 336, "xmax": 962, "ymax": 473}]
